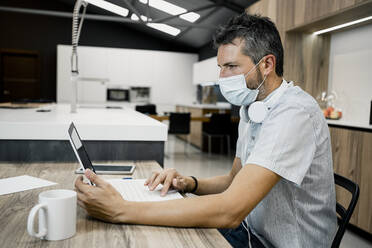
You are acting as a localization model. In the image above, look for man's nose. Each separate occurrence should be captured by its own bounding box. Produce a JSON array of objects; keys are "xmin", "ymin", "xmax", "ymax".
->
[{"xmin": 219, "ymin": 68, "xmax": 229, "ymax": 78}]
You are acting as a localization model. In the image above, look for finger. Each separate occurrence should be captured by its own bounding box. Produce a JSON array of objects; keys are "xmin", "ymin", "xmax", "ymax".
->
[
  {"xmin": 76, "ymin": 191, "xmax": 88, "ymax": 203},
  {"xmin": 144, "ymin": 174, "xmax": 153, "ymax": 185},
  {"xmin": 172, "ymin": 178, "xmax": 178, "ymax": 188},
  {"xmin": 161, "ymin": 173, "xmax": 174, "ymax": 196},
  {"xmin": 77, "ymin": 199, "xmax": 86, "ymax": 209},
  {"xmin": 75, "ymin": 175, "xmax": 91, "ymax": 193},
  {"xmin": 85, "ymin": 169, "xmax": 107, "ymax": 187},
  {"xmin": 172, "ymin": 177, "xmax": 186, "ymax": 191},
  {"xmin": 146, "ymin": 172, "xmax": 159, "ymax": 187},
  {"xmin": 150, "ymin": 173, "xmax": 166, "ymax": 191}
]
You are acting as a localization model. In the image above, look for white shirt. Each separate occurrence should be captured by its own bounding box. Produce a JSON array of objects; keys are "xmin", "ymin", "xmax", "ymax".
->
[{"xmin": 236, "ymin": 80, "xmax": 337, "ymax": 247}]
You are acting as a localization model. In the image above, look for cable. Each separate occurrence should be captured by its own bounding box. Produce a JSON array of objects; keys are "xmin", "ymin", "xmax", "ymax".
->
[{"xmin": 242, "ymin": 219, "xmax": 252, "ymax": 248}]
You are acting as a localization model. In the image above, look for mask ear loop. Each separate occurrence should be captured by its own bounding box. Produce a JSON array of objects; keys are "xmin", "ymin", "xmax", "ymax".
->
[
  {"xmin": 256, "ymin": 74, "xmax": 267, "ymax": 91},
  {"xmin": 255, "ymin": 56, "xmax": 269, "ymax": 92},
  {"xmin": 243, "ymin": 57, "xmax": 265, "ymax": 78}
]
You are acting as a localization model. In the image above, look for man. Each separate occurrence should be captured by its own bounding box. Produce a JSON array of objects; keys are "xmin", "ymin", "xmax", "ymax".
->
[{"xmin": 75, "ymin": 13, "xmax": 337, "ymax": 247}]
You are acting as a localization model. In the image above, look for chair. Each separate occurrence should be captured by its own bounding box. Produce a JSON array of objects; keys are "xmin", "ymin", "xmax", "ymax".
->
[
  {"xmin": 202, "ymin": 113, "xmax": 231, "ymax": 156},
  {"xmin": 167, "ymin": 112, "xmax": 191, "ymax": 155},
  {"xmin": 135, "ymin": 104, "xmax": 157, "ymax": 115},
  {"xmin": 332, "ymin": 173, "xmax": 360, "ymax": 248}
]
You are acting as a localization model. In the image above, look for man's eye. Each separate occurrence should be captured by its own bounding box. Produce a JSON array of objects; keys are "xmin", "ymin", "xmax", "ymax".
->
[{"xmin": 228, "ymin": 65, "xmax": 237, "ymax": 69}]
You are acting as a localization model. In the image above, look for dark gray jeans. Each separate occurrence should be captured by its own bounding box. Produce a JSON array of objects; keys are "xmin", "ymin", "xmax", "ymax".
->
[{"xmin": 218, "ymin": 222, "xmax": 266, "ymax": 248}]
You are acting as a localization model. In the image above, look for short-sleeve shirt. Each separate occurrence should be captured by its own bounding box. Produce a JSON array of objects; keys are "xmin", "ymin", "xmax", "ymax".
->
[{"xmin": 236, "ymin": 80, "xmax": 337, "ymax": 248}]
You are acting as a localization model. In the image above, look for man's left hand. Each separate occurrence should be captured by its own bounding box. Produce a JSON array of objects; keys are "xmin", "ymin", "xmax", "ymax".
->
[{"xmin": 74, "ymin": 169, "xmax": 126, "ymax": 223}]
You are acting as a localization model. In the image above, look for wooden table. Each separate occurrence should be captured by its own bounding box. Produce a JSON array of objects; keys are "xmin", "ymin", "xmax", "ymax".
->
[{"xmin": 0, "ymin": 161, "xmax": 231, "ymax": 248}]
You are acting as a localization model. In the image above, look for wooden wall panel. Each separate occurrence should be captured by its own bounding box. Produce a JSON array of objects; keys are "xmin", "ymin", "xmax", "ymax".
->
[
  {"xmin": 246, "ymin": 0, "xmax": 277, "ymax": 22},
  {"xmin": 248, "ymin": 0, "xmax": 371, "ymax": 29},
  {"xmin": 358, "ymin": 131, "xmax": 372, "ymax": 232},
  {"xmin": 330, "ymin": 127, "xmax": 372, "ymax": 233},
  {"xmin": 284, "ymin": 33, "xmax": 330, "ymax": 97},
  {"xmin": 294, "ymin": 0, "xmax": 306, "ymax": 27},
  {"xmin": 330, "ymin": 127, "xmax": 362, "ymax": 225}
]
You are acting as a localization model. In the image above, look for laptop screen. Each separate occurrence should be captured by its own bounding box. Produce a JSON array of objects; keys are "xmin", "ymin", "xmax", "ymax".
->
[{"xmin": 68, "ymin": 122, "xmax": 95, "ymax": 173}]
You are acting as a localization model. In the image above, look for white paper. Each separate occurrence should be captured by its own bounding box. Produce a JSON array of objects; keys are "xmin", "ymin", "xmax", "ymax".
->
[
  {"xmin": 0, "ymin": 175, "xmax": 57, "ymax": 196},
  {"xmin": 108, "ymin": 179, "xmax": 183, "ymax": 202}
]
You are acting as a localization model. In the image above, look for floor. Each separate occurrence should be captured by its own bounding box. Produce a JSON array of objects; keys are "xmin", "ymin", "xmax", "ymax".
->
[{"xmin": 163, "ymin": 136, "xmax": 372, "ymax": 248}]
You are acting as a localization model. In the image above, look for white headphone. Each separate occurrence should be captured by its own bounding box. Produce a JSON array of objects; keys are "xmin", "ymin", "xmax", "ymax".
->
[{"xmin": 240, "ymin": 80, "xmax": 293, "ymax": 123}]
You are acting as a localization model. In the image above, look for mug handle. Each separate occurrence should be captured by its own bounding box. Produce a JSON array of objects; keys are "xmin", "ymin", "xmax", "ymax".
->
[{"xmin": 27, "ymin": 203, "xmax": 47, "ymax": 238}]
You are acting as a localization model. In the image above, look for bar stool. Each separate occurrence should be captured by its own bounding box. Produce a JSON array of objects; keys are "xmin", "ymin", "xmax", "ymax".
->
[
  {"xmin": 167, "ymin": 112, "xmax": 191, "ymax": 156},
  {"xmin": 202, "ymin": 113, "xmax": 231, "ymax": 156}
]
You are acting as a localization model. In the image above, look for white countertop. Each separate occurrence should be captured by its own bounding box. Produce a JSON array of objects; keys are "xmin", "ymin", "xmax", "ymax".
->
[
  {"xmin": 177, "ymin": 102, "xmax": 231, "ymax": 109},
  {"xmin": 326, "ymin": 119, "xmax": 372, "ymax": 130},
  {"xmin": 0, "ymin": 104, "xmax": 167, "ymax": 141}
]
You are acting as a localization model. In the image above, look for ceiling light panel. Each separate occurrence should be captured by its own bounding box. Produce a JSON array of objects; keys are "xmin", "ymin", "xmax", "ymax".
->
[
  {"xmin": 180, "ymin": 12, "xmax": 200, "ymax": 23},
  {"xmin": 85, "ymin": 0, "xmax": 129, "ymax": 17},
  {"xmin": 146, "ymin": 23, "xmax": 181, "ymax": 36},
  {"xmin": 139, "ymin": 0, "xmax": 200, "ymax": 23},
  {"xmin": 131, "ymin": 14, "xmax": 150, "ymax": 21}
]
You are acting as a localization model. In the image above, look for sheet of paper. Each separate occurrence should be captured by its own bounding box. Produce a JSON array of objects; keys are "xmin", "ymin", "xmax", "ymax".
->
[
  {"xmin": 0, "ymin": 175, "xmax": 57, "ymax": 196},
  {"xmin": 107, "ymin": 179, "xmax": 183, "ymax": 202}
]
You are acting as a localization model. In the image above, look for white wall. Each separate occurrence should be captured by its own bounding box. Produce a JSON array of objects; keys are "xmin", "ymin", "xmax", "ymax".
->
[
  {"xmin": 192, "ymin": 56, "xmax": 219, "ymax": 85},
  {"xmin": 57, "ymin": 45, "xmax": 198, "ymax": 113},
  {"xmin": 328, "ymin": 23, "xmax": 372, "ymax": 128}
]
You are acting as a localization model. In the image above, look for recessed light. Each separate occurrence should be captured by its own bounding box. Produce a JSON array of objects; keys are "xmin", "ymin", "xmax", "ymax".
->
[{"xmin": 314, "ymin": 16, "xmax": 372, "ymax": 35}]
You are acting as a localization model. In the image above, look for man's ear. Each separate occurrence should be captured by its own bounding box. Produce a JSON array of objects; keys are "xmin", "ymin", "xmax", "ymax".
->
[{"xmin": 262, "ymin": 54, "xmax": 276, "ymax": 76}]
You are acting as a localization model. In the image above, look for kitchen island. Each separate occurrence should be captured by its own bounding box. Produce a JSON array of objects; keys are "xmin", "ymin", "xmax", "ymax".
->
[{"xmin": 0, "ymin": 104, "xmax": 167, "ymax": 166}]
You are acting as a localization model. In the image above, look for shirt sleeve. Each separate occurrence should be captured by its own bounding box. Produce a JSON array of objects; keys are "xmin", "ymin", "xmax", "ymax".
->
[{"xmin": 244, "ymin": 104, "xmax": 316, "ymax": 185}]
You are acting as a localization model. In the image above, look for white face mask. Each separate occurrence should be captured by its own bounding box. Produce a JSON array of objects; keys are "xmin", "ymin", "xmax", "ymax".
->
[{"xmin": 218, "ymin": 58, "xmax": 266, "ymax": 106}]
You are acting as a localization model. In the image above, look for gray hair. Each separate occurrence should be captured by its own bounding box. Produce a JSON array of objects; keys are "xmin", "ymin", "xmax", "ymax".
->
[{"xmin": 213, "ymin": 13, "xmax": 284, "ymax": 76}]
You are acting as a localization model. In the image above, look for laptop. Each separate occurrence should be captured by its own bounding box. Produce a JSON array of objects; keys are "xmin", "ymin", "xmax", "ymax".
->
[{"xmin": 68, "ymin": 122, "xmax": 135, "ymax": 175}]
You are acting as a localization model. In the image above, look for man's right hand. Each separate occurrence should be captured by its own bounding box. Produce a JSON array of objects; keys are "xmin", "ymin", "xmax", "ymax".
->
[{"xmin": 144, "ymin": 168, "xmax": 195, "ymax": 196}]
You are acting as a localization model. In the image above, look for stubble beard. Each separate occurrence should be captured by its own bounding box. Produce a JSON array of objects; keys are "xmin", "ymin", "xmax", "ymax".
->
[{"xmin": 246, "ymin": 69, "xmax": 266, "ymax": 100}]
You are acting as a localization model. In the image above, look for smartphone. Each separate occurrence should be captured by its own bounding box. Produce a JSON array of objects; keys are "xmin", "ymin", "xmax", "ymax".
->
[{"xmin": 68, "ymin": 122, "xmax": 96, "ymax": 185}]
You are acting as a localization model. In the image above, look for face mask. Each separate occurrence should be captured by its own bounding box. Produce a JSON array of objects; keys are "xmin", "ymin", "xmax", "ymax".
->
[{"xmin": 218, "ymin": 58, "xmax": 266, "ymax": 106}]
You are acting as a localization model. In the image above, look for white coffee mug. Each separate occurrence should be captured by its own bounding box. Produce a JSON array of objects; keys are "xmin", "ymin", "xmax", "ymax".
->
[{"xmin": 27, "ymin": 189, "xmax": 77, "ymax": 241}]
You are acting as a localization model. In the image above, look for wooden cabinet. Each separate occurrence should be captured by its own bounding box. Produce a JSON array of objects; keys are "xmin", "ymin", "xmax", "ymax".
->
[
  {"xmin": 329, "ymin": 126, "xmax": 372, "ymax": 233},
  {"xmin": 0, "ymin": 49, "xmax": 40, "ymax": 102}
]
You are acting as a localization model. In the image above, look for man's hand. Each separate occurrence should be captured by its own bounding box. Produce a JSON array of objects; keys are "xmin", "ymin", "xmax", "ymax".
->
[
  {"xmin": 75, "ymin": 169, "xmax": 126, "ymax": 223},
  {"xmin": 144, "ymin": 168, "xmax": 195, "ymax": 196}
]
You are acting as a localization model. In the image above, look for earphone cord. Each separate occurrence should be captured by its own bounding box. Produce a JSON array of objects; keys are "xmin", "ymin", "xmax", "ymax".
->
[{"xmin": 242, "ymin": 219, "xmax": 252, "ymax": 248}]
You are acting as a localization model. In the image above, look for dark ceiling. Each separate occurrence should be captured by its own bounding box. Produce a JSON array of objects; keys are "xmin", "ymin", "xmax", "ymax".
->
[
  {"xmin": 55, "ymin": 0, "xmax": 259, "ymax": 49},
  {"xmin": 0, "ymin": 0, "xmax": 259, "ymax": 49}
]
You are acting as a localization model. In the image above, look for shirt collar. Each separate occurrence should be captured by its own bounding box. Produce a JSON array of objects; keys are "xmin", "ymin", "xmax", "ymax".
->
[{"xmin": 239, "ymin": 79, "xmax": 290, "ymax": 122}]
